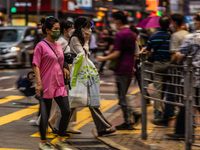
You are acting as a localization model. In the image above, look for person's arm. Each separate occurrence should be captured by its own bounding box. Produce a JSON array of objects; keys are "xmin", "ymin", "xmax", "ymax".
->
[
  {"xmin": 33, "ymin": 65, "xmax": 42, "ymax": 96},
  {"xmin": 98, "ymin": 50, "xmax": 120, "ymax": 62},
  {"xmin": 176, "ymin": 35, "xmax": 191, "ymax": 63},
  {"xmin": 70, "ymin": 37, "xmax": 84, "ymax": 54}
]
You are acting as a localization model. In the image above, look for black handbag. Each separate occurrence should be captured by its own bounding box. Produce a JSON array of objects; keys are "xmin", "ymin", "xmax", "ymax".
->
[
  {"xmin": 43, "ymin": 40, "xmax": 70, "ymax": 86},
  {"xmin": 64, "ymin": 53, "xmax": 77, "ymax": 64}
]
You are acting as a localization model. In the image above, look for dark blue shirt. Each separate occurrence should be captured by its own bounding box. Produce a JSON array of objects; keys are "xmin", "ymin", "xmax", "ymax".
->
[{"xmin": 146, "ymin": 30, "xmax": 171, "ymax": 62}]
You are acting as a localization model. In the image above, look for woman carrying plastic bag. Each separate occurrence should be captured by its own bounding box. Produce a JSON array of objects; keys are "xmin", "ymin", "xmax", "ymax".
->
[{"xmin": 69, "ymin": 18, "xmax": 116, "ymax": 136}]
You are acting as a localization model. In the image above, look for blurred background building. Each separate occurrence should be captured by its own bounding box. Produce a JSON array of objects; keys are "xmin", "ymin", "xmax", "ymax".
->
[{"xmin": 0, "ymin": 0, "xmax": 196, "ymax": 27}]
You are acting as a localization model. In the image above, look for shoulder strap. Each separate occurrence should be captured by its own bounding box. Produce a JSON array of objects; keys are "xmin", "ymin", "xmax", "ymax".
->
[{"xmin": 43, "ymin": 40, "xmax": 63, "ymax": 70}]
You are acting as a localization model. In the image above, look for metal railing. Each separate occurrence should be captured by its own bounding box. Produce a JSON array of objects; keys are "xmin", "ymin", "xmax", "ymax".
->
[{"xmin": 140, "ymin": 53, "xmax": 200, "ymax": 150}]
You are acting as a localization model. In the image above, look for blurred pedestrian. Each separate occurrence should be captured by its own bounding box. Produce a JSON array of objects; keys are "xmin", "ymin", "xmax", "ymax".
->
[
  {"xmin": 97, "ymin": 11, "xmax": 139, "ymax": 130},
  {"xmin": 49, "ymin": 20, "xmax": 81, "ymax": 134},
  {"xmin": 69, "ymin": 17, "xmax": 116, "ymax": 136},
  {"xmin": 98, "ymin": 28, "xmax": 114, "ymax": 74},
  {"xmin": 142, "ymin": 16, "xmax": 171, "ymax": 121},
  {"xmin": 153, "ymin": 14, "xmax": 189, "ymax": 126},
  {"xmin": 89, "ymin": 28, "xmax": 98, "ymax": 63},
  {"xmin": 167, "ymin": 13, "xmax": 200, "ymax": 138},
  {"xmin": 32, "ymin": 17, "xmax": 71, "ymax": 150}
]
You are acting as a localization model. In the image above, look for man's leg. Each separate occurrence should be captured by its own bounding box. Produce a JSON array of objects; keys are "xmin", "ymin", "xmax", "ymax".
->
[{"xmin": 115, "ymin": 75, "xmax": 134, "ymax": 130}]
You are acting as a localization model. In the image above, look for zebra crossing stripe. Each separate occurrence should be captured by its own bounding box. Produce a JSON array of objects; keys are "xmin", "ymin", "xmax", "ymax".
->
[{"xmin": 0, "ymin": 95, "xmax": 25, "ymax": 104}]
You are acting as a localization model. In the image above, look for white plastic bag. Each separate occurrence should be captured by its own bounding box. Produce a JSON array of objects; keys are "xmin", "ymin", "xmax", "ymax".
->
[{"xmin": 69, "ymin": 52, "xmax": 100, "ymax": 108}]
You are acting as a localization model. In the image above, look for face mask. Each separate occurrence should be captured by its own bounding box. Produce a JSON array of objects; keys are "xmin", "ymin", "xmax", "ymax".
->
[
  {"xmin": 110, "ymin": 23, "xmax": 117, "ymax": 31},
  {"xmin": 69, "ymin": 29, "xmax": 75, "ymax": 37},
  {"xmin": 51, "ymin": 30, "xmax": 60, "ymax": 39}
]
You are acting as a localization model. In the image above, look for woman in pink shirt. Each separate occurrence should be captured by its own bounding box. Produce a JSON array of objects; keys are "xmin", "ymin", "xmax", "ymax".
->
[{"xmin": 32, "ymin": 17, "xmax": 71, "ymax": 150}]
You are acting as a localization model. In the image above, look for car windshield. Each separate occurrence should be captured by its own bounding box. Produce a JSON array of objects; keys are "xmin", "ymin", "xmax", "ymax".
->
[{"xmin": 0, "ymin": 29, "xmax": 24, "ymax": 42}]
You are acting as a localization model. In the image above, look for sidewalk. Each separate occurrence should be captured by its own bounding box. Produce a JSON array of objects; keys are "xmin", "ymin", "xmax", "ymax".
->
[{"xmin": 94, "ymin": 93, "xmax": 185, "ymax": 150}]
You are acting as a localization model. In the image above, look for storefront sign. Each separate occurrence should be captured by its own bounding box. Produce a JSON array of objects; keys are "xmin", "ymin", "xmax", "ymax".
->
[
  {"xmin": 76, "ymin": 0, "xmax": 92, "ymax": 9},
  {"xmin": 190, "ymin": 1, "xmax": 200, "ymax": 14}
]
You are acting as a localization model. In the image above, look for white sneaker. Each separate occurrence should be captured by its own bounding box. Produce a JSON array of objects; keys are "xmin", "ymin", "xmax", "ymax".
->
[
  {"xmin": 70, "ymin": 122, "xmax": 77, "ymax": 126},
  {"xmin": 39, "ymin": 142, "xmax": 54, "ymax": 150},
  {"xmin": 29, "ymin": 119, "xmax": 38, "ymax": 126},
  {"xmin": 67, "ymin": 126, "xmax": 81, "ymax": 134},
  {"xmin": 55, "ymin": 141, "xmax": 72, "ymax": 150}
]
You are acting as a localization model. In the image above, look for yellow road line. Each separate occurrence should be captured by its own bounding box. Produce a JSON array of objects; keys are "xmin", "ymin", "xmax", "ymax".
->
[
  {"xmin": 31, "ymin": 99, "xmax": 119, "ymax": 139},
  {"xmin": 0, "ymin": 96, "xmax": 25, "ymax": 104},
  {"xmin": 31, "ymin": 88, "xmax": 140, "ymax": 140},
  {"xmin": 130, "ymin": 88, "xmax": 140, "ymax": 95},
  {"xmin": 0, "ymin": 104, "xmax": 39, "ymax": 126},
  {"xmin": 0, "ymin": 148, "xmax": 28, "ymax": 150}
]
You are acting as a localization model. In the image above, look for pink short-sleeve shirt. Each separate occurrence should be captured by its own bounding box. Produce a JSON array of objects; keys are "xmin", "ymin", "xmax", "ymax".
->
[{"xmin": 32, "ymin": 39, "xmax": 67, "ymax": 99}]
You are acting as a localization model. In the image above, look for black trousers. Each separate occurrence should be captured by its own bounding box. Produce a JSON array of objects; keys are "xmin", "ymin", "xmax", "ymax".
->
[
  {"xmin": 70, "ymin": 107, "xmax": 111, "ymax": 132},
  {"xmin": 39, "ymin": 96, "xmax": 70, "ymax": 140}
]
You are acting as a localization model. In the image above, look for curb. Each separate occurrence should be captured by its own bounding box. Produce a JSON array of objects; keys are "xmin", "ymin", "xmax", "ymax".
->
[{"xmin": 92, "ymin": 90, "xmax": 160, "ymax": 150}]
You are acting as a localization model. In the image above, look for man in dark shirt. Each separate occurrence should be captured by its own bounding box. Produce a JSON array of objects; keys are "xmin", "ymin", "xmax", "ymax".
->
[
  {"xmin": 98, "ymin": 11, "xmax": 139, "ymax": 130},
  {"xmin": 144, "ymin": 16, "xmax": 171, "ymax": 120}
]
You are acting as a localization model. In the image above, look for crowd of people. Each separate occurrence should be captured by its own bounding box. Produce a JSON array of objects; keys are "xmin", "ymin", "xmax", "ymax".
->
[{"xmin": 25, "ymin": 10, "xmax": 200, "ymax": 149}]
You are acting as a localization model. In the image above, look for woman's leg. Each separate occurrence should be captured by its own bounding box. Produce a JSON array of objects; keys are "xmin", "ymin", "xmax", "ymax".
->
[
  {"xmin": 39, "ymin": 98, "xmax": 52, "ymax": 141},
  {"xmin": 89, "ymin": 107, "xmax": 111, "ymax": 132},
  {"xmin": 54, "ymin": 96, "xmax": 71, "ymax": 136}
]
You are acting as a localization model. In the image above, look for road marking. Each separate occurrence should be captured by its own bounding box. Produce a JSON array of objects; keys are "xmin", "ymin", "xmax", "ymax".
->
[
  {"xmin": 0, "ymin": 87, "xmax": 17, "ymax": 91},
  {"xmin": 130, "ymin": 88, "xmax": 140, "ymax": 95},
  {"xmin": 0, "ymin": 76, "xmax": 17, "ymax": 80},
  {"xmin": 0, "ymin": 148, "xmax": 28, "ymax": 150},
  {"xmin": 30, "ymin": 88, "xmax": 140, "ymax": 140},
  {"xmin": 0, "ymin": 95, "xmax": 25, "ymax": 104},
  {"xmin": 30, "ymin": 99, "xmax": 119, "ymax": 139},
  {"xmin": 0, "ymin": 104, "xmax": 39, "ymax": 126}
]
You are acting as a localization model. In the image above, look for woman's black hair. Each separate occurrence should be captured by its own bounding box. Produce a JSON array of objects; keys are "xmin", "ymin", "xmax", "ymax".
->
[
  {"xmin": 69, "ymin": 17, "xmax": 92, "ymax": 46},
  {"xmin": 60, "ymin": 20, "xmax": 74, "ymax": 34},
  {"xmin": 41, "ymin": 17, "xmax": 59, "ymax": 34}
]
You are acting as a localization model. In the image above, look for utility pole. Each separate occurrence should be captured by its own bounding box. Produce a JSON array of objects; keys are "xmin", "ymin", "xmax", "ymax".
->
[
  {"xmin": 25, "ymin": 0, "xmax": 29, "ymax": 25},
  {"xmin": 6, "ymin": 0, "xmax": 10, "ymax": 25}
]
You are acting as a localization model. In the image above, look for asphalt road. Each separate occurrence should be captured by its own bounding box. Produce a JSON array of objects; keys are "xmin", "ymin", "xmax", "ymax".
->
[{"xmin": 0, "ymin": 65, "xmax": 137, "ymax": 150}]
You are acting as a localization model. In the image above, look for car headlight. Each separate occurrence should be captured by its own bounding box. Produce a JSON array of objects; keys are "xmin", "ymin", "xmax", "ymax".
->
[{"xmin": 7, "ymin": 47, "xmax": 20, "ymax": 53}]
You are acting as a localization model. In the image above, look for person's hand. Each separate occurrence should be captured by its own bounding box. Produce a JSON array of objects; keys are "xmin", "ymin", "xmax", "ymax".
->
[
  {"xmin": 82, "ymin": 28, "xmax": 91, "ymax": 43},
  {"xmin": 97, "ymin": 56, "xmax": 106, "ymax": 62},
  {"xmin": 63, "ymin": 68, "xmax": 70, "ymax": 79},
  {"xmin": 35, "ymin": 83, "xmax": 42, "ymax": 97},
  {"xmin": 105, "ymin": 50, "xmax": 110, "ymax": 55},
  {"xmin": 140, "ymin": 47, "xmax": 147, "ymax": 54}
]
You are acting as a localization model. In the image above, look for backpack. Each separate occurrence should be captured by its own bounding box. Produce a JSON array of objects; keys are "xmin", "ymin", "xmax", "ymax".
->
[{"xmin": 16, "ymin": 72, "xmax": 35, "ymax": 96}]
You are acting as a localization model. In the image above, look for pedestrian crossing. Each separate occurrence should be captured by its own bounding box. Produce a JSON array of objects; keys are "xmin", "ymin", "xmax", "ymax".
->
[{"xmin": 0, "ymin": 88, "xmax": 140, "ymax": 149}]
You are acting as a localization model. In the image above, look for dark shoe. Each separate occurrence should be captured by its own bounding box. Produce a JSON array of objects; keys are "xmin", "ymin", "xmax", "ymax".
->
[
  {"xmin": 166, "ymin": 133, "xmax": 185, "ymax": 139},
  {"xmin": 52, "ymin": 128, "xmax": 70, "ymax": 137},
  {"xmin": 151, "ymin": 119, "xmax": 168, "ymax": 126},
  {"xmin": 98, "ymin": 128, "xmax": 116, "ymax": 137},
  {"xmin": 115, "ymin": 123, "xmax": 135, "ymax": 130},
  {"xmin": 133, "ymin": 112, "xmax": 141, "ymax": 125}
]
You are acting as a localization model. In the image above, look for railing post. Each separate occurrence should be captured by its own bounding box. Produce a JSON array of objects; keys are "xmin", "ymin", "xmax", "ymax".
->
[
  {"xmin": 185, "ymin": 56, "xmax": 193, "ymax": 150},
  {"xmin": 140, "ymin": 53, "xmax": 148, "ymax": 140}
]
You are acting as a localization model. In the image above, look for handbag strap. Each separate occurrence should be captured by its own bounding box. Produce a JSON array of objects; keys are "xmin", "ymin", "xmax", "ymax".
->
[{"xmin": 43, "ymin": 40, "xmax": 64, "ymax": 71}]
